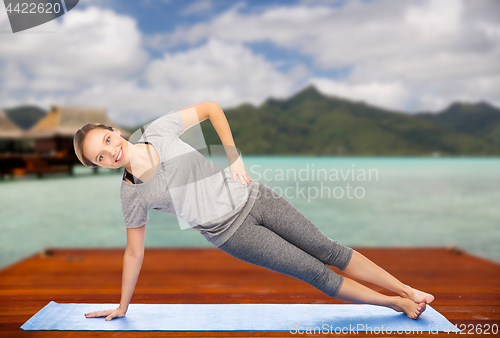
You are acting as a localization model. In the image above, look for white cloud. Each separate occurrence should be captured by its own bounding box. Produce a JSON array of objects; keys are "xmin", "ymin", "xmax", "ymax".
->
[
  {"xmin": 310, "ymin": 78, "xmax": 411, "ymax": 111},
  {"xmin": 0, "ymin": 6, "xmax": 150, "ymax": 124},
  {"xmin": 181, "ymin": 0, "xmax": 214, "ymax": 16},
  {"xmin": 2, "ymin": 0, "xmax": 499, "ymax": 127},
  {"xmin": 145, "ymin": 38, "xmax": 307, "ymax": 106},
  {"xmin": 404, "ymin": 0, "xmax": 463, "ymax": 37},
  {"xmin": 0, "ymin": 6, "xmax": 148, "ymax": 87},
  {"xmin": 64, "ymin": 38, "xmax": 308, "ymax": 126},
  {"xmin": 0, "ymin": 5, "xmax": 308, "ymax": 127},
  {"xmin": 412, "ymin": 73, "xmax": 500, "ymax": 112},
  {"xmin": 153, "ymin": 0, "xmax": 500, "ymax": 112}
]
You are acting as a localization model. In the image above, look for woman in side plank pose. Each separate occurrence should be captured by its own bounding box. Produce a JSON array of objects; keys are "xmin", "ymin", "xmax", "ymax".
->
[{"xmin": 74, "ymin": 101, "xmax": 434, "ymax": 321}]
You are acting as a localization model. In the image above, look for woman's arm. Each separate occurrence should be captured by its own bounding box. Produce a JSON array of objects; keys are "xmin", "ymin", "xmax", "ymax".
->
[
  {"xmin": 85, "ymin": 224, "xmax": 146, "ymax": 321},
  {"xmin": 119, "ymin": 224, "xmax": 146, "ymax": 312},
  {"xmin": 179, "ymin": 101, "xmax": 252, "ymax": 185}
]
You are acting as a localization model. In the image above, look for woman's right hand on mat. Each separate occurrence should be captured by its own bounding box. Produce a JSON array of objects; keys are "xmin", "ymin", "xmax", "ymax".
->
[{"xmin": 85, "ymin": 307, "xmax": 126, "ymax": 321}]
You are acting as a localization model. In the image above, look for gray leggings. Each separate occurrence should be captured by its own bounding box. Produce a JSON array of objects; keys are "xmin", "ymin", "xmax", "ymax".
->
[{"xmin": 219, "ymin": 183, "xmax": 353, "ymax": 298}]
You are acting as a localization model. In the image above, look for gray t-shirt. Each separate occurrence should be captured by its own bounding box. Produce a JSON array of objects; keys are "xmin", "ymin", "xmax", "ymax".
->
[{"xmin": 120, "ymin": 109, "xmax": 260, "ymax": 247}]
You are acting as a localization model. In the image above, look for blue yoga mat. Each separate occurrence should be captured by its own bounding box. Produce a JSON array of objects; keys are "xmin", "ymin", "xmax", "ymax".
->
[{"xmin": 21, "ymin": 301, "xmax": 460, "ymax": 333}]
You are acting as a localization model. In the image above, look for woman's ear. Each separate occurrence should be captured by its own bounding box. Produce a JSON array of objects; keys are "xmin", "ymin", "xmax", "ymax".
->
[{"xmin": 113, "ymin": 127, "xmax": 121, "ymax": 136}]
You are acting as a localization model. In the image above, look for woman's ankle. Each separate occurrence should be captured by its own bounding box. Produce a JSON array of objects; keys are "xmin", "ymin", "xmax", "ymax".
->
[
  {"xmin": 396, "ymin": 283, "xmax": 412, "ymax": 299},
  {"xmin": 385, "ymin": 296, "xmax": 403, "ymax": 311}
]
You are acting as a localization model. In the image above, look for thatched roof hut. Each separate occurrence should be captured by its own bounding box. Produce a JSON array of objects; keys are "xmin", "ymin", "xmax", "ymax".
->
[
  {"xmin": 23, "ymin": 105, "xmax": 131, "ymax": 139},
  {"xmin": 0, "ymin": 111, "xmax": 24, "ymax": 139}
]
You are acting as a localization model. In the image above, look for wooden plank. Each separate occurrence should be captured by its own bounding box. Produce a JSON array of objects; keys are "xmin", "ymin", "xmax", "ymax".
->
[{"xmin": 0, "ymin": 247, "xmax": 499, "ymax": 337}]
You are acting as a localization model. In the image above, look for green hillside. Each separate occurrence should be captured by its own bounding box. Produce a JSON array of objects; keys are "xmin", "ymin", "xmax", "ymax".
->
[
  {"xmin": 415, "ymin": 102, "xmax": 500, "ymax": 145},
  {"xmin": 197, "ymin": 86, "xmax": 500, "ymax": 156},
  {"xmin": 4, "ymin": 86, "xmax": 500, "ymax": 156}
]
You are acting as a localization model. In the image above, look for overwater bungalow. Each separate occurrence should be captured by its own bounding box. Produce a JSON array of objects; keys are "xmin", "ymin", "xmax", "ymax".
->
[
  {"xmin": 0, "ymin": 110, "xmax": 24, "ymax": 148},
  {"xmin": 0, "ymin": 111, "xmax": 28, "ymax": 175},
  {"xmin": 0, "ymin": 105, "xmax": 131, "ymax": 178}
]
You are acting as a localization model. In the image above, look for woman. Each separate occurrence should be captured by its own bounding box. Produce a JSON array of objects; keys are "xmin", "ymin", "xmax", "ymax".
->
[{"xmin": 74, "ymin": 101, "xmax": 434, "ymax": 322}]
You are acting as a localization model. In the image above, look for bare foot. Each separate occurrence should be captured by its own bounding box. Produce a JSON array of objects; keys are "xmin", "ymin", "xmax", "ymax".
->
[
  {"xmin": 390, "ymin": 297, "xmax": 427, "ymax": 320},
  {"xmin": 401, "ymin": 284, "xmax": 435, "ymax": 304}
]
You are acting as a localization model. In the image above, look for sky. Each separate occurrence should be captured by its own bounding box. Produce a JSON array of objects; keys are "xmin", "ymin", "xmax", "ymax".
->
[{"xmin": 0, "ymin": 0, "xmax": 499, "ymax": 127}]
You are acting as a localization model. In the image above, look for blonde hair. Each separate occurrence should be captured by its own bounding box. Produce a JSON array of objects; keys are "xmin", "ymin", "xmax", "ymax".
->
[{"xmin": 73, "ymin": 123, "xmax": 115, "ymax": 168}]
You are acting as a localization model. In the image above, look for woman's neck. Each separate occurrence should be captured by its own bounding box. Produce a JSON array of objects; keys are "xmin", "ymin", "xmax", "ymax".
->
[{"xmin": 125, "ymin": 143, "xmax": 159, "ymax": 180}]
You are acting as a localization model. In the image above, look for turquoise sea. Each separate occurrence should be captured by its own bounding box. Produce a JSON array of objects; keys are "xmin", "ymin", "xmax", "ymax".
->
[{"xmin": 1, "ymin": 156, "xmax": 499, "ymax": 270}]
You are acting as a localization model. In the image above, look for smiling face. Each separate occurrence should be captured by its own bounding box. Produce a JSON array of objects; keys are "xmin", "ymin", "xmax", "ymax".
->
[{"xmin": 82, "ymin": 127, "xmax": 128, "ymax": 169}]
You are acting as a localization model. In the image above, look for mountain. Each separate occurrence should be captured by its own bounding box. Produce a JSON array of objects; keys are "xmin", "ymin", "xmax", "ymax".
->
[
  {"xmin": 415, "ymin": 102, "xmax": 500, "ymax": 145},
  {"xmin": 4, "ymin": 86, "xmax": 500, "ymax": 156},
  {"xmin": 197, "ymin": 85, "xmax": 500, "ymax": 156},
  {"xmin": 3, "ymin": 105, "xmax": 47, "ymax": 130}
]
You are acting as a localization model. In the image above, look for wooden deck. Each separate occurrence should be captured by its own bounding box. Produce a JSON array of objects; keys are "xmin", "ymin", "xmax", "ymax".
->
[{"xmin": 0, "ymin": 247, "xmax": 499, "ymax": 337}]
